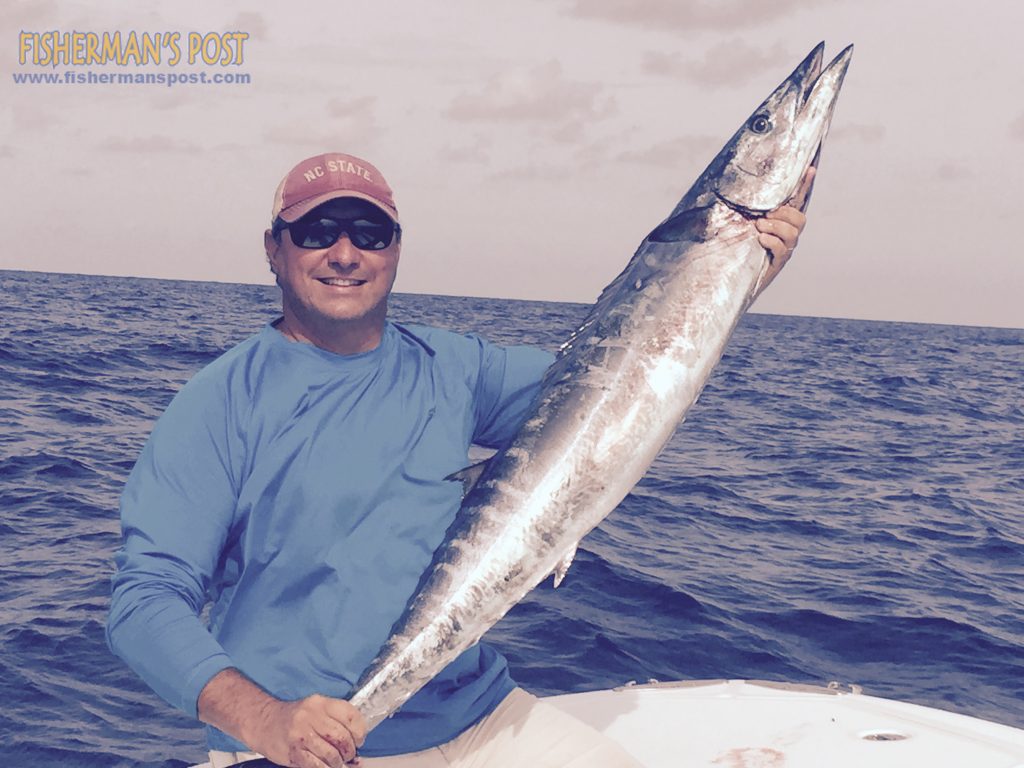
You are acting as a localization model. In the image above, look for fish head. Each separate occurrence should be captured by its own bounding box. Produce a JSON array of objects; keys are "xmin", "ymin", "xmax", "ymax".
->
[{"xmin": 711, "ymin": 42, "xmax": 853, "ymax": 214}]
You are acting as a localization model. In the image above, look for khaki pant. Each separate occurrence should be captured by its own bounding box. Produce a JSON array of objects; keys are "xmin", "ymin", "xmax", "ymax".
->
[{"xmin": 209, "ymin": 688, "xmax": 642, "ymax": 768}]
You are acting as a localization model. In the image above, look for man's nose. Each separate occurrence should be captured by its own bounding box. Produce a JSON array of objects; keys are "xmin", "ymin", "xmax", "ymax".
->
[{"xmin": 326, "ymin": 234, "xmax": 362, "ymax": 267}]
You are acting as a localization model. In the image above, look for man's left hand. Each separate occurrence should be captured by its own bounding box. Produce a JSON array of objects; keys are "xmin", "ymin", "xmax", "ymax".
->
[{"xmin": 752, "ymin": 166, "xmax": 815, "ymax": 296}]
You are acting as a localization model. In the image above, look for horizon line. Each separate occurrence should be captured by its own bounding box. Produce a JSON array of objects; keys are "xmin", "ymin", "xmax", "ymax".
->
[{"xmin": 2, "ymin": 266, "xmax": 1021, "ymax": 333}]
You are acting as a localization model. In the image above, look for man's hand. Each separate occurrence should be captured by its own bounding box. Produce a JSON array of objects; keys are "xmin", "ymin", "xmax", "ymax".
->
[
  {"xmin": 252, "ymin": 694, "xmax": 367, "ymax": 768},
  {"xmin": 198, "ymin": 668, "xmax": 367, "ymax": 768},
  {"xmin": 752, "ymin": 166, "xmax": 815, "ymax": 297}
]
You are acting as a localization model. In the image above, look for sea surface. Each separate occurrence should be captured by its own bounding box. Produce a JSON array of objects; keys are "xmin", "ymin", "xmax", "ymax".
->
[{"xmin": 1, "ymin": 269, "xmax": 1021, "ymax": 767}]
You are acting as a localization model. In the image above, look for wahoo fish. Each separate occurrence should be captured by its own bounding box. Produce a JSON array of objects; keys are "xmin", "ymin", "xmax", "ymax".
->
[{"xmin": 350, "ymin": 42, "xmax": 854, "ymax": 729}]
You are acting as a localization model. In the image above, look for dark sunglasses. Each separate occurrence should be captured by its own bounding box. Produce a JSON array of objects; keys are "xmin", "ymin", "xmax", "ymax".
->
[{"xmin": 273, "ymin": 213, "xmax": 400, "ymax": 251}]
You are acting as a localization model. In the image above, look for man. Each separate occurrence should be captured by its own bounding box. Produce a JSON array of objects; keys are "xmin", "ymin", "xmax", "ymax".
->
[{"xmin": 108, "ymin": 152, "xmax": 808, "ymax": 768}]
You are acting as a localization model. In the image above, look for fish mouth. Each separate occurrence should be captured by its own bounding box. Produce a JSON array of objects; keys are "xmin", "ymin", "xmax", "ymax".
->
[
  {"xmin": 776, "ymin": 42, "xmax": 853, "ymax": 150},
  {"xmin": 792, "ymin": 43, "xmax": 853, "ymax": 203},
  {"xmin": 791, "ymin": 42, "xmax": 853, "ymax": 115},
  {"xmin": 804, "ymin": 44, "xmax": 853, "ymax": 114},
  {"xmin": 794, "ymin": 42, "xmax": 825, "ymax": 109},
  {"xmin": 717, "ymin": 42, "xmax": 853, "ymax": 212}
]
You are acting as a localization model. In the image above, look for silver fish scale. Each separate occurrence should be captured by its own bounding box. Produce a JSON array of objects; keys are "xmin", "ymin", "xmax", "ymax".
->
[
  {"xmin": 351, "ymin": 206, "xmax": 765, "ymax": 727},
  {"xmin": 349, "ymin": 41, "xmax": 853, "ymax": 732}
]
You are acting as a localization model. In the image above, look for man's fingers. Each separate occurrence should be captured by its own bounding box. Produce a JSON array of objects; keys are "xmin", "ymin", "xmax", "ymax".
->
[
  {"xmin": 259, "ymin": 696, "xmax": 365, "ymax": 768},
  {"xmin": 749, "ymin": 168, "xmax": 812, "ymax": 300},
  {"xmin": 324, "ymin": 699, "xmax": 367, "ymax": 747},
  {"xmin": 294, "ymin": 731, "xmax": 347, "ymax": 768},
  {"xmin": 763, "ymin": 205, "xmax": 805, "ymax": 231},
  {"xmin": 757, "ymin": 232, "xmax": 787, "ymax": 262},
  {"xmin": 755, "ymin": 217, "xmax": 800, "ymax": 254},
  {"xmin": 288, "ymin": 741, "xmax": 333, "ymax": 768},
  {"xmin": 315, "ymin": 699, "xmax": 363, "ymax": 764},
  {"xmin": 320, "ymin": 726, "xmax": 359, "ymax": 764}
]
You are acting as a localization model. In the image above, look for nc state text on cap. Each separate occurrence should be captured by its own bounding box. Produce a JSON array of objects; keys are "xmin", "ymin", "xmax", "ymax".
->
[{"xmin": 303, "ymin": 160, "xmax": 374, "ymax": 184}]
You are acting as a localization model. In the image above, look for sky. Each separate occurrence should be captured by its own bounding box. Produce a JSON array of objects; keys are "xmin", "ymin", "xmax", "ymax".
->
[{"xmin": 2, "ymin": 0, "xmax": 1022, "ymax": 329}]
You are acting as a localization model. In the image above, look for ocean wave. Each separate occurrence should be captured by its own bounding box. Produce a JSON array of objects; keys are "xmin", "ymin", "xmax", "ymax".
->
[{"xmin": 2, "ymin": 270, "xmax": 1022, "ymax": 764}]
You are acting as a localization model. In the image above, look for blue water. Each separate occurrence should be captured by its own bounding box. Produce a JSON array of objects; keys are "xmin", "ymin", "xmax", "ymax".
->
[{"xmin": 1, "ymin": 269, "xmax": 1021, "ymax": 767}]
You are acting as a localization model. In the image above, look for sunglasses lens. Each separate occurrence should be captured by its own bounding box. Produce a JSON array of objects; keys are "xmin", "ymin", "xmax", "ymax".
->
[
  {"xmin": 288, "ymin": 216, "xmax": 395, "ymax": 251},
  {"xmin": 347, "ymin": 219, "xmax": 393, "ymax": 250},
  {"xmin": 291, "ymin": 218, "xmax": 342, "ymax": 249}
]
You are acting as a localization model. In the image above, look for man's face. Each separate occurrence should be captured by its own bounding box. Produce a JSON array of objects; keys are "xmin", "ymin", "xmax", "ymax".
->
[{"xmin": 266, "ymin": 198, "xmax": 400, "ymax": 334}]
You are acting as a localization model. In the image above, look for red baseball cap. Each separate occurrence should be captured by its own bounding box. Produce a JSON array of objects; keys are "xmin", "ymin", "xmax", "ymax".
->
[{"xmin": 270, "ymin": 152, "xmax": 398, "ymax": 224}]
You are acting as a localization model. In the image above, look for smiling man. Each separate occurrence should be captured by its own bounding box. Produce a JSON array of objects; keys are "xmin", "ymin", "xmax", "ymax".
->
[
  {"xmin": 107, "ymin": 152, "xmax": 807, "ymax": 768},
  {"xmin": 264, "ymin": 157, "xmax": 402, "ymax": 355}
]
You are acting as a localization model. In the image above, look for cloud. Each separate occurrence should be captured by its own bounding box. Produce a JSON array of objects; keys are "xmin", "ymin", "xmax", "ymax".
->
[
  {"xmin": 439, "ymin": 138, "xmax": 491, "ymax": 165},
  {"xmin": 11, "ymin": 103, "xmax": 60, "ymax": 133},
  {"xmin": 148, "ymin": 89, "xmax": 194, "ymax": 112},
  {"xmin": 6, "ymin": 0, "xmax": 60, "ymax": 29},
  {"xmin": 563, "ymin": 0, "xmax": 827, "ymax": 32},
  {"xmin": 97, "ymin": 136, "xmax": 201, "ymax": 153},
  {"xmin": 327, "ymin": 96, "xmax": 376, "ymax": 119},
  {"xmin": 642, "ymin": 39, "xmax": 791, "ymax": 86},
  {"xmin": 262, "ymin": 123, "xmax": 375, "ymax": 152},
  {"xmin": 828, "ymin": 122, "xmax": 886, "ymax": 143},
  {"xmin": 0, "ymin": 145, "xmax": 14, "ymax": 159},
  {"xmin": 446, "ymin": 60, "xmax": 615, "ymax": 126},
  {"xmin": 487, "ymin": 164, "xmax": 565, "ymax": 184},
  {"xmin": 1010, "ymin": 113, "xmax": 1024, "ymax": 141},
  {"xmin": 616, "ymin": 134, "xmax": 721, "ymax": 167},
  {"xmin": 444, "ymin": 60, "xmax": 616, "ymax": 149},
  {"xmin": 231, "ymin": 11, "xmax": 269, "ymax": 41},
  {"xmin": 936, "ymin": 162, "xmax": 973, "ymax": 182},
  {"xmin": 640, "ymin": 50, "xmax": 677, "ymax": 77},
  {"xmin": 263, "ymin": 97, "xmax": 380, "ymax": 149}
]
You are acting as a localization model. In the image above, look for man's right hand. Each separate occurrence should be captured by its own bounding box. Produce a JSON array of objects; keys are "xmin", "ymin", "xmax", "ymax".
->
[
  {"xmin": 198, "ymin": 669, "xmax": 367, "ymax": 768},
  {"xmin": 252, "ymin": 693, "xmax": 367, "ymax": 767}
]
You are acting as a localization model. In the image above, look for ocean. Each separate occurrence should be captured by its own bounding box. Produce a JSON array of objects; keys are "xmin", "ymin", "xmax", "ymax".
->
[{"xmin": 1, "ymin": 269, "xmax": 1021, "ymax": 767}]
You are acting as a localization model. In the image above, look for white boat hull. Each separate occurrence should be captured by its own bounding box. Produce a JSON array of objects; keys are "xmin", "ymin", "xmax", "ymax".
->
[
  {"xmin": 189, "ymin": 679, "xmax": 1024, "ymax": 767},
  {"xmin": 548, "ymin": 679, "xmax": 1024, "ymax": 767}
]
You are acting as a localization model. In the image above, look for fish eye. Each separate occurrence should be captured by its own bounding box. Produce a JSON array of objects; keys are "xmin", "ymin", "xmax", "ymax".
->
[{"xmin": 749, "ymin": 114, "xmax": 772, "ymax": 134}]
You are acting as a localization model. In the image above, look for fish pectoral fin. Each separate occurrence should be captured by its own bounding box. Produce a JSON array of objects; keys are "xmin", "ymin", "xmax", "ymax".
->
[
  {"xmin": 646, "ymin": 205, "xmax": 715, "ymax": 244},
  {"xmin": 444, "ymin": 459, "xmax": 490, "ymax": 499},
  {"xmin": 551, "ymin": 545, "xmax": 578, "ymax": 588}
]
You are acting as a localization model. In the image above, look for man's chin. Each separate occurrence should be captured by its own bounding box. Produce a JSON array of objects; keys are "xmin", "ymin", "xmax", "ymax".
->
[{"xmin": 316, "ymin": 300, "xmax": 389, "ymax": 328}]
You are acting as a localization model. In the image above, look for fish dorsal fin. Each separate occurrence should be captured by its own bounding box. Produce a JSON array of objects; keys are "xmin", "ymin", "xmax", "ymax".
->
[
  {"xmin": 551, "ymin": 544, "xmax": 578, "ymax": 588},
  {"xmin": 445, "ymin": 460, "xmax": 490, "ymax": 499}
]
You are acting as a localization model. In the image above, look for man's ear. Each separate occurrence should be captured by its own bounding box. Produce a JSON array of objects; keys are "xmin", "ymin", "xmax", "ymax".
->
[{"xmin": 264, "ymin": 229, "xmax": 279, "ymax": 275}]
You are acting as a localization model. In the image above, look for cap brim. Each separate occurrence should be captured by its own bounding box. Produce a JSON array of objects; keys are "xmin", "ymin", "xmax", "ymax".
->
[{"xmin": 277, "ymin": 191, "xmax": 399, "ymax": 223}]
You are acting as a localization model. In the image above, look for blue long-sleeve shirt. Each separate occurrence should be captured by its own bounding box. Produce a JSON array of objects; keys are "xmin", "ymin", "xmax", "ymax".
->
[{"xmin": 106, "ymin": 321, "xmax": 553, "ymax": 756}]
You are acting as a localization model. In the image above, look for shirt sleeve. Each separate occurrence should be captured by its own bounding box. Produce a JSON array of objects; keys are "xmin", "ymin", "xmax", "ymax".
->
[
  {"xmin": 106, "ymin": 368, "xmax": 245, "ymax": 717},
  {"xmin": 470, "ymin": 336, "xmax": 554, "ymax": 448}
]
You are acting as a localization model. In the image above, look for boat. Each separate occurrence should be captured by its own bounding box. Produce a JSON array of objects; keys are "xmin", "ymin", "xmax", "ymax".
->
[
  {"xmin": 189, "ymin": 678, "xmax": 1024, "ymax": 767},
  {"xmin": 546, "ymin": 679, "xmax": 1024, "ymax": 767}
]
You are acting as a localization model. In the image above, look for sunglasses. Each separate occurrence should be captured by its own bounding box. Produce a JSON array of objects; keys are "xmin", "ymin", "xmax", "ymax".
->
[{"xmin": 274, "ymin": 213, "xmax": 400, "ymax": 251}]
